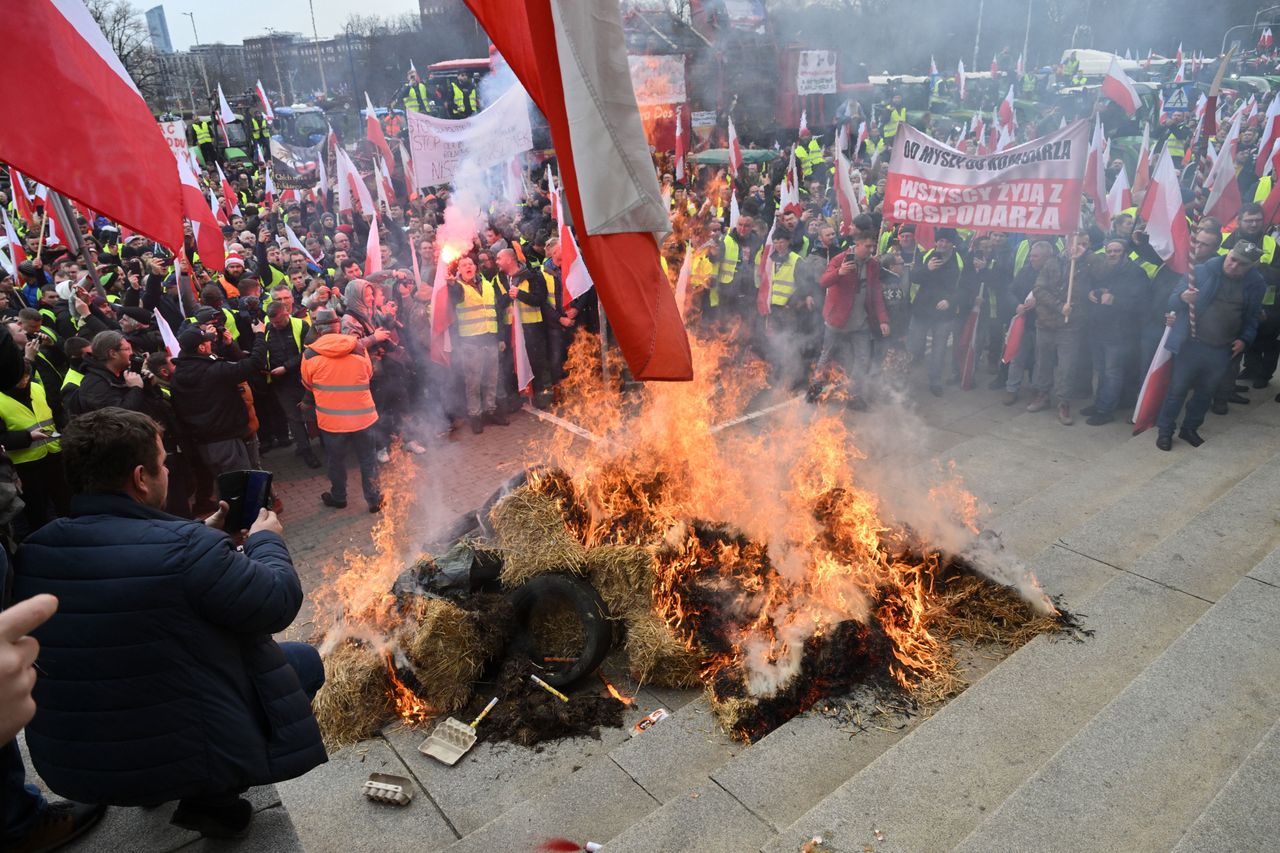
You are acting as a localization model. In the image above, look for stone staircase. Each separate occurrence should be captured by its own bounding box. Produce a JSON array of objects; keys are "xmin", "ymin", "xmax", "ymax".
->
[{"xmin": 53, "ymin": 381, "xmax": 1278, "ymax": 851}]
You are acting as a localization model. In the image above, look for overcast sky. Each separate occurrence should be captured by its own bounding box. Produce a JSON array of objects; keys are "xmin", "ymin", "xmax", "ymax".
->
[{"xmin": 154, "ymin": 0, "xmax": 420, "ymax": 49}]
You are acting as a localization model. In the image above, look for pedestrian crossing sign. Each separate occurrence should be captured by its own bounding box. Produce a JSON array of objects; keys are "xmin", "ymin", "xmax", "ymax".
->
[{"xmin": 1162, "ymin": 84, "xmax": 1194, "ymax": 114}]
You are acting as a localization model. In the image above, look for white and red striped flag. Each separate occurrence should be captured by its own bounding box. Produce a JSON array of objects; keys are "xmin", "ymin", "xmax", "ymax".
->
[
  {"xmin": 998, "ymin": 85, "xmax": 1017, "ymax": 130},
  {"xmin": 511, "ymin": 299, "xmax": 533, "ymax": 394},
  {"xmin": 429, "ymin": 252, "xmax": 452, "ymax": 366},
  {"xmin": 1145, "ymin": 145, "xmax": 1191, "ymax": 274},
  {"xmin": 956, "ymin": 59, "xmax": 967, "ymax": 101},
  {"xmin": 1133, "ymin": 123, "xmax": 1152, "ymax": 194},
  {"xmin": 1083, "ymin": 115, "xmax": 1110, "ymax": 231},
  {"xmin": 1132, "ymin": 325, "xmax": 1174, "ymax": 434},
  {"xmin": 1102, "ymin": 56, "xmax": 1141, "ymax": 116},
  {"xmin": 1203, "ymin": 110, "xmax": 1244, "ymax": 224},
  {"xmin": 674, "ymin": 104, "xmax": 686, "ymax": 182},
  {"xmin": 216, "ymin": 83, "xmax": 236, "ymax": 145},
  {"xmin": 254, "ymin": 80, "xmax": 275, "ymax": 121},
  {"xmin": 990, "ymin": 53, "xmax": 999, "ymax": 79},
  {"xmin": 364, "ymin": 222, "xmax": 382, "ymax": 277},
  {"xmin": 2, "ymin": 0, "xmax": 183, "ymax": 248},
  {"xmin": 263, "ymin": 167, "xmax": 276, "ymax": 210},
  {"xmin": 1256, "ymin": 96, "xmax": 1280, "ymax": 177},
  {"xmin": 2, "ymin": 209, "xmax": 26, "ymax": 268},
  {"xmin": 548, "ymin": 168, "xmax": 595, "ymax": 299},
  {"xmin": 1015, "ymin": 52, "xmax": 1025, "ymax": 77},
  {"xmin": 173, "ymin": 141, "xmax": 224, "ymax": 272},
  {"xmin": 284, "ymin": 221, "xmax": 317, "ymax": 265},
  {"xmin": 1107, "ymin": 163, "xmax": 1132, "ymax": 217},
  {"xmin": 727, "ymin": 114, "xmax": 743, "ymax": 176},
  {"xmin": 833, "ymin": 127, "xmax": 861, "ymax": 232},
  {"xmin": 216, "ymin": 162, "xmax": 240, "ymax": 217},
  {"xmin": 755, "ymin": 221, "xmax": 778, "ymax": 317},
  {"xmin": 364, "ymin": 92, "xmax": 396, "ymax": 172}
]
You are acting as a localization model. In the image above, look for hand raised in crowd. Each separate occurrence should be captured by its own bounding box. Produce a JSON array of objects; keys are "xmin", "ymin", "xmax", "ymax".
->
[
  {"xmin": 23, "ymin": 338, "xmax": 39, "ymax": 362},
  {"xmin": 73, "ymin": 296, "xmax": 90, "ymax": 318},
  {"xmin": 0, "ymin": 593, "xmax": 57, "ymax": 743},
  {"xmin": 927, "ymin": 255, "xmax": 944, "ymax": 271},
  {"xmin": 127, "ymin": 272, "xmax": 141, "ymax": 289},
  {"xmin": 149, "ymin": 257, "xmax": 167, "ymax": 276},
  {"xmin": 935, "ymin": 299, "xmax": 949, "ymax": 311},
  {"xmin": 251, "ymin": 321, "xmax": 267, "ymax": 335},
  {"xmin": 372, "ymin": 328, "xmax": 391, "ymax": 343},
  {"xmin": 123, "ymin": 371, "xmax": 144, "ymax": 389}
]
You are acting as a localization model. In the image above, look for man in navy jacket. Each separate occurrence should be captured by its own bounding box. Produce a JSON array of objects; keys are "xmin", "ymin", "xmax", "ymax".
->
[
  {"xmin": 1155, "ymin": 242, "xmax": 1266, "ymax": 450},
  {"xmin": 12, "ymin": 407, "xmax": 326, "ymax": 839}
]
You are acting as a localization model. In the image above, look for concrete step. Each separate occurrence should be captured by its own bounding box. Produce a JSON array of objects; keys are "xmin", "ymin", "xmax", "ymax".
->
[
  {"xmin": 1171, "ymin": 716, "xmax": 1280, "ymax": 853},
  {"xmin": 955, "ymin": 571, "xmax": 1280, "ymax": 852},
  {"xmin": 763, "ymin": 446, "xmax": 1280, "ymax": 853},
  {"xmin": 600, "ymin": 780, "xmax": 775, "ymax": 853}
]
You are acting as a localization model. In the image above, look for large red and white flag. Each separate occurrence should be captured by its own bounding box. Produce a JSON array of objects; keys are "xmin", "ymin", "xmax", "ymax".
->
[
  {"xmin": 1, "ymin": 0, "xmax": 183, "ymax": 248},
  {"xmin": 1, "ymin": 209, "xmax": 26, "ymax": 268},
  {"xmin": 429, "ymin": 253, "xmax": 452, "ymax": 366},
  {"xmin": 1145, "ymin": 145, "xmax": 1191, "ymax": 274},
  {"xmin": 216, "ymin": 162, "xmax": 241, "ymax": 217},
  {"xmin": 674, "ymin": 104, "xmax": 686, "ymax": 182},
  {"xmin": 465, "ymin": 0, "xmax": 691, "ymax": 380},
  {"xmin": 833, "ymin": 127, "xmax": 861, "ymax": 232},
  {"xmin": 173, "ymin": 143, "xmax": 224, "ymax": 272},
  {"xmin": 548, "ymin": 169, "xmax": 595, "ymax": 300},
  {"xmin": 780, "ymin": 146, "xmax": 801, "ymax": 209},
  {"xmin": 373, "ymin": 157, "xmax": 392, "ymax": 212},
  {"xmin": 1102, "ymin": 56, "xmax": 1141, "ymax": 116},
  {"xmin": 998, "ymin": 85, "xmax": 1017, "ymax": 130},
  {"xmin": 335, "ymin": 146, "xmax": 375, "ymax": 216},
  {"xmin": 1172, "ymin": 60, "xmax": 1186, "ymax": 84},
  {"xmin": 728, "ymin": 190, "xmax": 741, "ymax": 230},
  {"xmin": 1256, "ymin": 96, "xmax": 1280, "ymax": 177},
  {"xmin": 956, "ymin": 283, "xmax": 984, "ymax": 390},
  {"xmin": 756, "ymin": 221, "xmax": 778, "ymax": 316},
  {"xmin": 1133, "ymin": 122, "xmax": 1152, "ymax": 194},
  {"xmin": 254, "ymin": 80, "xmax": 275, "ymax": 121},
  {"xmin": 263, "ymin": 166, "xmax": 276, "ymax": 210},
  {"xmin": 1001, "ymin": 310, "xmax": 1028, "ymax": 365},
  {"xmin": 1084, "ymin": 115, "xmax": 1110, "ymax": 231},
  {"xmin": 727, "ymin": 114, "xmax": 743, "ymax": 175},
  {"xmin": 1132, "ymin": 325, "xmax": 1174, "ymax": 434},
  {"xmin": 364, "ymin": 92, "xmax": 396, "ymax": 171},
  {"xmin": 674, "ymin": 242, "xmax": 692, "ymax": 320},
  {"xmin": 364, "ymin": 222, "xmax": 382, "ymax": 276},
  {"xmin": 956, "ymin": 59, "xmax": 967, "ymax": 101},
  {"xmin": 1107, "ymin": 163, "xmax": 1132, "ymax": 217},
  {"xmin": 511, "ymin": 301, "xmax": 534, "ymax": 394},
  {"xmin": 284, "ymin": 221, "xmax": 317, "ymax": 265},
  {"xmin": 1203, "ymin": 110, "xmax": 1244, "ymax": 224}
]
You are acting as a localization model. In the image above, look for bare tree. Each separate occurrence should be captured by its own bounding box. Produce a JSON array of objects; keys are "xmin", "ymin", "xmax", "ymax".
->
[{"xmin": 86, "ymin": 0, "xmax": 161, "ymax": 102}]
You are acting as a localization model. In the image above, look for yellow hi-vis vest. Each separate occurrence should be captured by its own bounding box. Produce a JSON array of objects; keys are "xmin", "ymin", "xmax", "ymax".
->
[
  {"xmin": 515, "ymin": 273, "xmax": 548, "ymax": 324},
  {"xmin": 192, "ymin": 120, "xmax": 213, "ymax": 145},
  {"xmin": 404, "ymin": 82, "xmax": 432, "ymax": 113},
  {"xmin": 1220, "ymin": 233, "xmax": 1277, "ymax": 304},
  {"xmin": 266, "ymin": 316, "xmax": 305, "ymax": 378},
  {"xmin": 61, "ymin": 368, "xmax": 84, "ymax": 390},
  {"xmin": 755, "ymin": 250, "xmax": 800, "ymax": 305},
  {"xmin": 1255, "ymin": 175, "xmax": 1273, "ymax": 203},
  {"xmin": 457, "ymin": 277, "xmax": 498, "ymax": 336},
  {"xmin": 452, "ymin": 81, "xmax": 478, "ymax": 114},
  {"xmin": 718, "ymin": 236, "xmax": 742, "ymax": 284},
  {"xmin": 795, "ymin": 139, "xmax": 822, "ymax": 178},
  {"xmin": 0, "ymin": 382, "xmax": 59, "ymax": 463},
  {"xmin": 883, "ymin": 106, "xmax": 908, "ymax": 139}
]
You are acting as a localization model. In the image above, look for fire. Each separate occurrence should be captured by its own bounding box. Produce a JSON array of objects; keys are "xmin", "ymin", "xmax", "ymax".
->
[
  {"xmin": 384, "ymin": 652, "xmax": 434, "ymax": 726},
  {"xmin": 599, "ymin": 673, "xmax": 636, "ymax": 706}
]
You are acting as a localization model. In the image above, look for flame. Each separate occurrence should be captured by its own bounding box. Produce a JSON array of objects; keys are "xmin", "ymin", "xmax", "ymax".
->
[
  {"xmin": 384, "ymin": 652, "xmax": 434, "ymax": 726},
  {"xmin": 599, "ymin": 672, "xmax": 635, "ymax": 706}
]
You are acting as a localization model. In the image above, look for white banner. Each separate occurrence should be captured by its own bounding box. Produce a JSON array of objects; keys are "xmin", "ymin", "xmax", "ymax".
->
[
  {"xmin": 628, "ymin": 55, "xmax": 687, "ymax": 107},
  {"xmin": 407, "ymin": 87, "xmax": 533, "ymax": 187},
  {"xmin": 796, "ymin": 51, "xmax": 837, "ymax": 96},
  {"xmin": 159, "ymin": 119, "xmax": 190, "ymax": 164},
  {"xmin": 885, "ymin": 120, "xmax": 1089, "ymax": 234}
]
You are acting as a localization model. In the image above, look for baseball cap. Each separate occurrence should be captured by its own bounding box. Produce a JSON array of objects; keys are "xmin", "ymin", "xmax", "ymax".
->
[{"xmin": 178, "ymin": 326, "xmax": 215, "ymax": 353}]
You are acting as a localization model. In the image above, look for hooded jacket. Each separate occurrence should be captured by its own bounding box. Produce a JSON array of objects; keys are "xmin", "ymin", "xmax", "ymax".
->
[
  {"xmin": 300, "ymin": 333, "xmax": 377, "ymax": 433},
  {"xmin": 170, "ymin": 333, "xmax": 267, "ymax": 442}
]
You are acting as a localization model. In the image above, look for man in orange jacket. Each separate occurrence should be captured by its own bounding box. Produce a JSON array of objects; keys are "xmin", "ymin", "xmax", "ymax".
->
[{"xmin": 300, "ymin": 310, "xmax": 383, "ymax": 512}]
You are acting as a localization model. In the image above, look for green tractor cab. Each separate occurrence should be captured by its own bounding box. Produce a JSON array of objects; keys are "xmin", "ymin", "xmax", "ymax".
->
[{"xmin": 189, "ymin": 114, "xmax": 254, "ymax": 169}]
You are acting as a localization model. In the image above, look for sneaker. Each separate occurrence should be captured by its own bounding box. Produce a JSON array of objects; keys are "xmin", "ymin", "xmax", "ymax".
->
[
  {"xmin": 376, "ymin": 447, "xmax": 391, "ymax": 464},
  {"xmin": 404, "ymin": 440, "xmax": 427, "ymax": 455},
  {"xmin": 300, "ymin": 449, "xmax": 323, "ymax": 469},
  {"xmin": 321, "ymin": 492, "xmax": 347, "ymax": 509},
  {"xmin": 170, "ymin": 797, "xmax": 253, "ymax": 840},
  {"xmin": 1002, "ymin": 390, "xmax": 1018, "ymax": 406},
  {"xmin": 1026, "ymin": 394, "xmax": 1049, "ymax": 412},
  {"xmin": 1057, "ymin": 403, "xmax": 1073, "ymax": 425},
  {"xmin": 1086, "ymin": 412, "xmax": 1114, "ymax": 426},
  {"xmin": 8, "ymin": 801, "xmax": 107, "ymax": 853}
]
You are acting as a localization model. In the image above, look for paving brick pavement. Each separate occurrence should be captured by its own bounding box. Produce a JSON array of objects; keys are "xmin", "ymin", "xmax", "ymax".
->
[{"xmin": 272, "ymin": 409, "xmax": 555, "ymax": 637}]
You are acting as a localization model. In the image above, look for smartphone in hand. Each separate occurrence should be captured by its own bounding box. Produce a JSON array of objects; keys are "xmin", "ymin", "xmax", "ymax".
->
[{"xmin": 216, "ymin": 470, "xmax": 274, "ymax": 532}]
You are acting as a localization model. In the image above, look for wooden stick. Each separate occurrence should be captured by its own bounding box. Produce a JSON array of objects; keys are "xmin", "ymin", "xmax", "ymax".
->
[
  {"xmin": 1064, "ymin": 250, "xmax": 1078, "ymax": 322},
  {"xmin": 33, "ymin": 209, "xmax": 49, "ymax": 259}
]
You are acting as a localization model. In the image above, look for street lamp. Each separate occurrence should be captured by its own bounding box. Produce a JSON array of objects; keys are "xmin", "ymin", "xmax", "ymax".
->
[
  {"xmin": 264, "ymin": 27, "xmax": 291, "ymax": 105},
  {"xmin": 183, "ymin": 11, "xmax": 210, "ymax": 97},
  {"xmin": 309, "ymin": 0, "xmax": 328, "ymax": 96}
]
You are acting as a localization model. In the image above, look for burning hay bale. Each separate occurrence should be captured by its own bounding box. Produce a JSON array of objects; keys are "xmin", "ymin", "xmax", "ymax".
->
[
  {"xmin": 585, "ymin": 544, "xmax": 655, "ymax": 621},
  {"xmin": 489, "ymin": 486, "xmax": 586, "ymax": 587},
  {"xmin": 401, "ymin": 598, "xmax": 487, "ymax": 714},
  {"xmin": 926, "ymin": 573, "xmax": 1065, "ymax": 648},
  {"xmin": 623, "ymin": 612, "xmax": 703, "ymax": 688},
  {"xmin": 313, "ymin": 640, "xmax": 396, "ymax": 749}
]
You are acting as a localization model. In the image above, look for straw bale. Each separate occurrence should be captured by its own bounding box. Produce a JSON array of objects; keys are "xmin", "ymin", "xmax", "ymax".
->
[
  {"xmin": 489, "ymin": 487, "xmax": 586, "ymax": 588},
  {"xmin": 312, "ymin": 641, "xmax": 395, "ymax": 749},
  {"xmin": 585, "ymin": 544, "xmax": 656, "ymax": 621},
  {"xmin": 402, "ymin": 598, "xmax": 485, "ymax": 714},
  {"xmin": 707, "ymin": 690, "xmax": 756, "ymax": 741},
  {"xmin": 526, "ymin": 594, "xmax": 587, "ymax": 659},
  {"xmin": 623, "ymin": 612, "xmax": 702, "ymax": 688}
]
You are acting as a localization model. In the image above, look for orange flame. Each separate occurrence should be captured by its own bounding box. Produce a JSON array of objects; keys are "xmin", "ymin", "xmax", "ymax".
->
[
  {"xmin": 599, "ymin": 672, "xmax": 635, "ymax": 706},
  {"xmin": 384, "ymin": 652, "xmax": 434, "ymax": 726}
]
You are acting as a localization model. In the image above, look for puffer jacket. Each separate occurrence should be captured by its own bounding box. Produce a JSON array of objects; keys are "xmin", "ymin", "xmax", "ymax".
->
[
  {"xmin": 12, "ymin": 492, "xmax": 326, "ymax": 805},
  {"xmin": 170, "ymin": 333, "xmax": 267, "ymax": 442}
]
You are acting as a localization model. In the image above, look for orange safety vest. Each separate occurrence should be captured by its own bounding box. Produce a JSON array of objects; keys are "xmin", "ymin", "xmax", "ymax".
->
[{"xmin": 300, "ymin": 333, "xmax": 378, "ymax": 433}]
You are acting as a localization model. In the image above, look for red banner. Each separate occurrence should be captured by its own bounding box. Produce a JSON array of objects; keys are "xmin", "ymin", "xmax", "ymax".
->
[{"xmin": 885, "ymin": 120, "xmax": 1089, "ymax": 234}]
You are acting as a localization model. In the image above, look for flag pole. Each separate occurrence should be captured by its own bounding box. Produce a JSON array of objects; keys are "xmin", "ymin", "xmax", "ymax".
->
[{"xmin": 1064, "ymin": 249, "xmax": 1077, "ymax": 322}]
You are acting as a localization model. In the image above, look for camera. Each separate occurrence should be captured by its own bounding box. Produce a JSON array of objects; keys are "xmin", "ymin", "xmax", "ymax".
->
[{"xmin": 130, "ymin": 353, "xmax": 146, "ymax": 373}]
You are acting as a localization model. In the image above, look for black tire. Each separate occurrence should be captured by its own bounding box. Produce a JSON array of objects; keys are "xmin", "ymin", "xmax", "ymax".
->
[{"xmin": 507, "ymin": 573, "xmax": 613, "ymax": 688}]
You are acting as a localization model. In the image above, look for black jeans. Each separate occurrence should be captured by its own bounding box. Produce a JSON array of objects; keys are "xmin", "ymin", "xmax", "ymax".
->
[{"xmin": 320, "ymin": 426, "xmax": 381, "ymax": 505}]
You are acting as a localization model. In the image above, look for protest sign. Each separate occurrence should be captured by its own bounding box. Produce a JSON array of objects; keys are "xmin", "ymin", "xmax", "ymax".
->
[
  {"xmin": 269, "ymin": 139, "xmax": 323, "ymax": 188},
  {"xmin": 885, "ymin": 120, "xmax": 1089, "ymax": 234},
  {"xmin": 627, "ymin": 55, "xmax": 687, "ymax": 107},
  {"xmin": 159, "ymin": 119, "xmax": 189, "ymax": 164},
  {"xmin": 796, "ymin": 51, "xmax": 837, "ymax": 96},
  {"xmin": 408, "ymin": 87, "xmax": 533, "ymax": 187}
]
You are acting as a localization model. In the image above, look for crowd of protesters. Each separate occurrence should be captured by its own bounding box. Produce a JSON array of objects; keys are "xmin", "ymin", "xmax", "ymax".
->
[{"xmin": 0, "ymin": 40, "xmax": 1278, "ymax": 850}]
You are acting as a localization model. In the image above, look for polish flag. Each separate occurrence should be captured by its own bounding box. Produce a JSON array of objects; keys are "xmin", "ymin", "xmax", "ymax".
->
[
  {"xmin": 364, "ymin": 92, "xmax": 396, "ymax": 172},
  {"xmin": 1256, "ymin": 96, "xmax": 1280, "ymax": 176},
  {"xmin": 780, "ymin": 146, "xmax": 801, "ymax": 209},
  {"xmin": 216, "ymin": 162, "xmax": 241, "ymax": 216},
  {"xmin": 1107, "ymin": 164, "xmax": 1132, "ymax": 217},
  {"xmin": 855, "ymin": 120, "xmax": 869, "ymax": 160},
  {"xmin": 727, "ymin": 114, "xmax": 743, "ymax": 175},
  {"xmin": 1262, "ymin": 138, "xmax": 1280, "ymax": 190},
  {"xmin": 990, "ymin": 53, "xmax": 999, "ymax": 79},
  {"xmin": 548, "ymin": 168, "xmax": 595, "ymax": 299},
  {"xmin": 1172, "ymin": 60, "xmax": 1185, "ymax": 84},
  {"xmin": 2, "ymin": 209, "xmax": 26, "ymax": 267},
  {"xmin": 284, "ymin": 221, "xmax": 317, "ymax": 265},
  {"xmin": 756, "ymin": 220, "xmax": 778, "ymax": 317},
  {"xmin": 956, "ymin": 59, "xmax": 967, "ymax": 101},
  {"xmin": 1175, "ymin": 42, "xmax": 1184, "ymax": 67},
  {"xmin": 7, "ymin": 168, "xmax": 38, "ymax": 225},
  {"xmin": 970, "ymin": 112, "xmax": 985, "ymax": 143},
  {"xmin": 429, "ymin": 253, "xmax": 452, "ymax": 366},
  {"xmin": 1001, "ymin": 311, "xmax": 1028, "ymax": 365},
  {"xmin": 336, "ymin": 146, "xmax": 375, "ymax": 216},
  {"xmin": 173, "ymin": 144, "xmax": 224, "ymax": 272},
  {"xmin": 364, "ymin": 221, "xmax": 382, "ymax": 276},
  {"xmin": 263, "ymin": 167, "xmax": 276, "ymax": 210},
  {"xmin": 465, "ymin": 0, "xmax": 691, "ymax": 380},
  {"xmin": 998, "ymin": 85, "xmax": 1017, "ymax": 130},
  {"xmin": 1133, "ymin": 123, "xmax": 1152, "ymax": 194},
  {"xmin": 1101, "ymin": 56, "xmax": 1141, "ymax": 116},
  {"xmin": 833, "ymin": 128, "xmax": 861, "ymax": 232},
  {"xmin": 674, "ymin": 242, "xmax": 692, "ymax": 320},
  {"xmin": 209, "ymin": 190, "xmax": 229, "ymax": 227},
  {"xmin": 674, "ymin": 103, "xmax": 686, "ymax": 182},
  {"xmin": 511, "ymin": 298, "xmax": 534, "ymax": 394},
  {"xmin": 1, "ymin": 0, "xmax": 183, "ymax": 248},
  {"xmin": 1203, "ymin": 110, "xmax": 1244, "ymax": 224},
  {"xmin": 216, "ymin": 83, "xmax": 236, "ymax": 145},
  {"xmin": 1015, "ymin": 52, "xmax": 1025, "ymax": 77},
  {"xmin": 1132, "ymin": 325, "xmax": 1174, "ymax": 435},
  {"xmin": 956, "ymin": 283, "xmax": 985, "ymax": 390},
  {"xmin": 1145, "ymin": 145, "xmax": 1191, "ymax": 275},
  {"xmin": 798, "ymin": 109, "xmax": 808, "ymax": 135},
  {"xmin": 254, "ymin": 79, "xmax": 275, "ymax": 121},
  {"xmin": 1084, "ymin": 116, "xmax": 1110, "ymax": 231},
  {"xmin": 373, "ymin": 157, "xmax": 392, "ymax": 212},
  {"xmin": 1261, "ymin": 27, "xmax": 1275, "ymax": 52}
]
